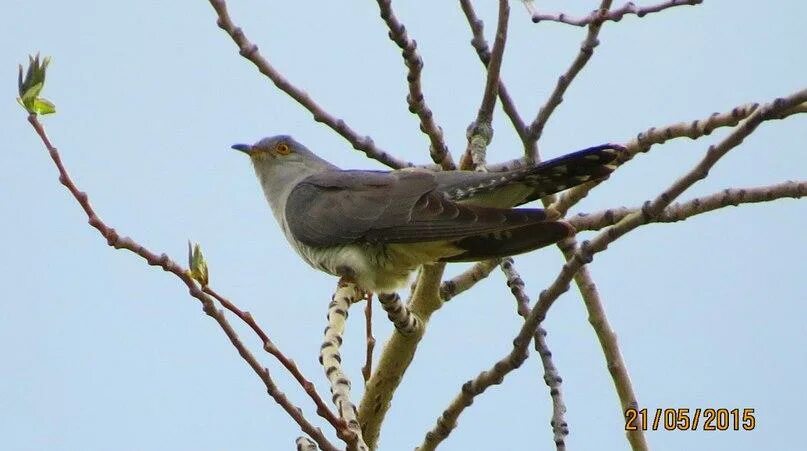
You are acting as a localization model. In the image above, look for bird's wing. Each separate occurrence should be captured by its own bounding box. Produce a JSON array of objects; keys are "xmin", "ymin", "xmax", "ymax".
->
[
  {"xmin": 436, "ymin": 144, "xmax": 622, "ymax": 207},
  {"xmin": 285, "ymin": 170, "xmax": 553, "ymax": 247}
]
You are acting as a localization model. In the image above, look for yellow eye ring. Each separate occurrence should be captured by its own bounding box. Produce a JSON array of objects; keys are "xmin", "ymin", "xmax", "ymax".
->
[{"xmin": 275, "ymin": 143, "xmax": 291, "ymax": 155}]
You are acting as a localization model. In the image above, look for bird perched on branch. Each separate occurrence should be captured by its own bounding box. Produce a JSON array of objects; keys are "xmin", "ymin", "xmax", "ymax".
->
[{"xmin": 233, "ymin": 136, "xmax": 621, "ymax": 293}]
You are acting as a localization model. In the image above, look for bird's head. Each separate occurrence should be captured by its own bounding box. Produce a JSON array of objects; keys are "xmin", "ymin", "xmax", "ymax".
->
[
  {"xmin": 232, "ymin": 135, "xmax": 312, "ymax": 163},
  {"xmin": 232, "ymin": 135, "xmax": 336, "ymax": 176}
]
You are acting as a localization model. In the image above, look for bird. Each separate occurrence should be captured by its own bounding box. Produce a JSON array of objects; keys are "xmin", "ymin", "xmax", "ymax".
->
[{"xmin": 232, "ymin": 135, "xmax": 621, "ymax": 293}]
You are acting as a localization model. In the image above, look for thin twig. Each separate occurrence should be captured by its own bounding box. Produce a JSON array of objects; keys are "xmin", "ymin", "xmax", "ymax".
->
[
  {"xmin": 530, "ymin": 0, "xmax": 703, "ymax": 26},
  {"xmin": 440, "ymin": 259, "xmax": 501, "ymax": 301},
  {"xmin": 526, "ymin": 0, "xmax": 615, "ymax": 146},
  {"xmin": 475, "ymin": 0, "xmax": 509, "ymax": 126},
  {"xmin": 462, "ymin": 0, "xmax": 511, "ymax": 171},
  {"xmin": 321, "ymin": 283, "xmax": 367, "ymax": 451},
  {"xmin": 207, "ymin": 0, "xmax": 413, "ymax": 169},
  {"xmin": 362, "ymin": 295, "xmax": 376, "ymax": 384},
  {"xmin": 552, "ymin": 101, "xmax": 807, "ymax": 215},
  {"xmin": 558, "ymin": 237, "xmax": 644, "ymax": 449},
  {"xmin": 570, "ymin": 181, "xmax": 807, "ymax": 232},
  {"xmin": 376, "ymin": 0, "xmax": 455, "ymax": 170},
  {"xmin": 486, "ymin": 155, "xmax": 533, "ymax": 172},
  {"xmin": 203, "ymin": 287, "xmax": 346, "ymax": 435},
  {"xmin": 521, "ymin": 5, "xmax": 640, "ymax": 448},
  {"xmin": 490, "ymin": 102, "xmax": 798, "ymax": 174},
  {"xmin": 501, "ymin": 258, "xmax": 567, "ymax": 450},
  {"xmin": 459, "ymin": 0, "xmax": 532, "ymax": 157},
  {"xmin": 25, "ymin": 115, "xmax": 340, "ymax": 451},
  {"xmin": 359, "ymin": 264, "xmax": 445, "ymax": 449}
]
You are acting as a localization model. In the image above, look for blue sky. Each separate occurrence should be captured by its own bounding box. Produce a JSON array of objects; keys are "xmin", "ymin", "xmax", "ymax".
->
[{"xmin": 3, "ymin": 1, "xmax": 805, "ymax": 450}]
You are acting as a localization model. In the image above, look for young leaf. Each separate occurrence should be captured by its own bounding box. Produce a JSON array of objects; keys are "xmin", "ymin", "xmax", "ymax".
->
[
  {"xmin": 187, "ymin": 241, "xmax": 210, "ymax": 287},
  {"xmin": 17, "ymin": 53, "xmax": 56, "ymax": 115},
  {"xmin": 32, "ymin": 98, "xmax": 56, "ymax": 115}
]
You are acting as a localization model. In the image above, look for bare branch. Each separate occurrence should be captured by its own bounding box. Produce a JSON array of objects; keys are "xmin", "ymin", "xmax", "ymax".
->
[
  {"xmin": 459, "ymin": 0, "xmax": 532, "ymax": 155},
  {"xmin": 362, "ymin": 296, "xmax": 376, "ymax": 384},
  {"xmin": 321, "ymin": 283, "xmax": 367, "ymax": 451},
  {"xmin": 526, "ymin": 1, "xmax": 615, "ymax": 146},
  {"xmin": 475, "ymin": 0, "xmax": 510, "ymax": 126},
  {"xmin": 501, "ymin": 258, "xmax": 568, "ymax": 450},
  {"xmin": 440, "ymin": 259, "xmax": 501, "ymax": 301},
  {"xmin": 556, "ymin": 238, "xmax": 646, "ymax": 450},
  {"xmin": 550, "ymin": 180, "xmax": 606, "ymax": 217},
  {"xmin": 461, "ymin": 0, "xmax": 511, "ymax": 171},
  {"xmin": 376, "ymin": 0, "xmax": 455, "ymax": 170},
  {"xmin": 788, "ymin": 101, "xmax": 807, "ymax": 115},
  {"xmin": 25, "ymin": 115, "xmax": 340, "ymax": 451},
  {"xmin": 359, "ymin": 264, "xmax": 445, "ymax": 449},
  {"xmin": 203, "ymin": 287, "xmax": 346, "ymax": 436},
  {"xmin": 552, "ymin": 100, "xmax": 807, "ymax": 216},
  {"xmin": 529, "ymin": 0, "xmax": 703, "ymax": 26},
  {"xmin": 571, "ymin": 180, "xmax": 807, "ymax": 232},
  {"xmin": 207, "ymin": 0, "xmax": 413, "ymax": 169},
  {"xmin": 486, "ymin": 155, "xmax": 533, "ymax": 172}
]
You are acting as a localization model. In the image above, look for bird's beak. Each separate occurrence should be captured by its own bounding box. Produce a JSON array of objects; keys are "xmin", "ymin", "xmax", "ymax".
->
[{"xmin": 231, "ymin": 143, "xmax": 253, "ymax": 155}]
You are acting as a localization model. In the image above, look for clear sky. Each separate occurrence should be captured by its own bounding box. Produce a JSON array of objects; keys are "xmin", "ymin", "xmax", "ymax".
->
[{"xmin": 3, "ymin": 1, "xmax": 806, "ymax": 450}]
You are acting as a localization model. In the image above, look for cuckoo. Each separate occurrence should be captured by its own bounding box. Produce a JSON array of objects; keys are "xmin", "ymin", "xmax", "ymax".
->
[{"xmin": 232, "ymin": 136, "xmax": 621, "ymax": 293}]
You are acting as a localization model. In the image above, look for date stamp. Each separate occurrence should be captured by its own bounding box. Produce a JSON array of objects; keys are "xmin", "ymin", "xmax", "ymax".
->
[{"xmin": 625, "ymin": 408, "xmax": 756, "ymax": 431}]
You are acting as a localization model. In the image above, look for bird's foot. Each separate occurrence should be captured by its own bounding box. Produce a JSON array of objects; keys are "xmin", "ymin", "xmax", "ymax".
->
[
  {"xmin": 336, "ymin": 275, "xmax": 355, "ymax": 288},
  {"xmin": 336, "ymin": 275, "xmax": 370, "ymax": 304}
]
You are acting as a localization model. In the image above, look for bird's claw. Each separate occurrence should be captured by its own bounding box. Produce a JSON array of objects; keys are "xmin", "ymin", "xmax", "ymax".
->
[{"xmin": 336, "ymin": 276, "xmax": 371, "ymax": 304}]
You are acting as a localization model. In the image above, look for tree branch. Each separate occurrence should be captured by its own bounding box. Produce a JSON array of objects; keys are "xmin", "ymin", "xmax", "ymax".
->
[
  {"xmin": 359, "ymin": 264, "xmax": 445, "ymax": 449},
  {"xmin": 555, "ymin": 238, "xmax": 646, "ymax": 450},
  {"xmin": 500, "ymin": 258, "xmax": 568, "ymax": 450},
  {"xmin": 461, "ymin": 0, "xmax": 511, "ymax": 171},
  {"xmin": 528, "ymin": 0, "xmax": 703, "ymax": 26},
  {"xmin": 462, "ymin": 4, "xmax": 712, "ymax": 448},
  {"xmin": 571, "ymin": 180, "xmax": 807, "ymax": 232},
  {"xmin": 526, "ymin": 0, "xmax": 615, "ymax": 146},
  {"xmin": 376, "ymin": 0, "xmax": 455, "ymax": 170},
  {"xmin": 551, "ymin": 100, "xmax": 807, "ymax": 216},
  {"xmin": 362, "ymin": 296, "xmax": 376, "ymax": 384},
  {"xmin": 204, "ymin": 287, "xmax": 347, "ymax": 436},
  {"xmin": 459, "ymin": 0, "xmax": 532, "ymax": 156},
  {"xmin": 440, "ymin": 259, "xmax": 501, "ymax": 302},
  {"xmin": 208, "ymin": 0, "xmax": 413, "ymax": 169}
]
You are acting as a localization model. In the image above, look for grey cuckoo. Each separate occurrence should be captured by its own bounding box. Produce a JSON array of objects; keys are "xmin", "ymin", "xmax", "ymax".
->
[{"xmin": 232, "ymin": 136, "xmax": 621, "ymax": 293}]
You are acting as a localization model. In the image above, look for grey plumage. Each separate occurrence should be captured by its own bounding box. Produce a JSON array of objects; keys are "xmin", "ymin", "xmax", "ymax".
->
[{"xmin": 233, "ymin": 135, "xmax": 620, "ymax": 292}]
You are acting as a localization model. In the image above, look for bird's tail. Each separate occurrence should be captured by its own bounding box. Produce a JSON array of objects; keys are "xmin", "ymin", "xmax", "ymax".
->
[
  {"xmin": 514, "ymin": 143, "xmax": 622, "ymax": 203},
  {"xmin": 440, "ymin": 220, "xmax": 574, "ymax": 262},
  {"xmin": 445, "ymin": 143, "xmax": 623, "ymax": 205}
]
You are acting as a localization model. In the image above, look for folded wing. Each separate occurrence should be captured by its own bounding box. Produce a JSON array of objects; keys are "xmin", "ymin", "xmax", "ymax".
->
[{"xmin": 285, "ymin": 170, "xmax": 557, "ymax": 248}]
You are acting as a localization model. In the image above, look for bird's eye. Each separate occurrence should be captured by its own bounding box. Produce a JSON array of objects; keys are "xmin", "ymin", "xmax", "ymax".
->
[{"xmin": 275, "ymin": 143, "xmax": 291, "ymax": 155}]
